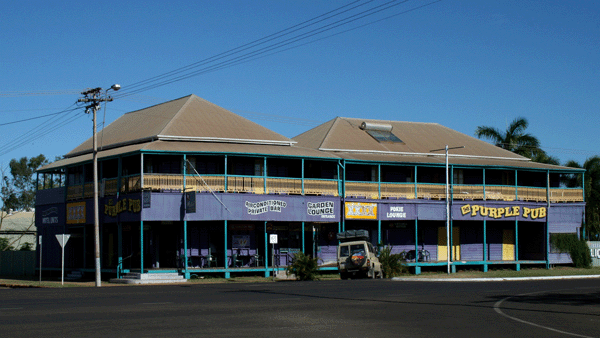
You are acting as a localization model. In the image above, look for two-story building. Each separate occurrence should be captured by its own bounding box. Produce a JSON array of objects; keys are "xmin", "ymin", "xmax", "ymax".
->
[{"xmin": 36, "ymin": 94, "xmax": 585, "ymax": 278}]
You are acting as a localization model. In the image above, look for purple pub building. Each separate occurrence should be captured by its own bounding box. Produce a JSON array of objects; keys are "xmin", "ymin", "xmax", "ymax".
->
[{"xmin": 35, "ymin": 95, "xmax": 585, "ymax": 279}]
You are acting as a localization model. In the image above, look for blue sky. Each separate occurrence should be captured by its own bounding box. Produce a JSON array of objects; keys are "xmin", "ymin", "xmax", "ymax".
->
[{"xmin": 1, "ymin": 0, "xmax": 598, "ymax": 172}]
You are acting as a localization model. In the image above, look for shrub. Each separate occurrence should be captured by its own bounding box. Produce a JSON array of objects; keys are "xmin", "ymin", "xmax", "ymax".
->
[
  {"xmin": 378, "ymin": 246, "xmax": 406, "ymax": 278},
  {"xmin": 551, "ymin": 233, "xmax": 592, "ymax": 268},
  {"xmin": 287, "ymin": 252, "xmax": 319, "ymax": 281}
]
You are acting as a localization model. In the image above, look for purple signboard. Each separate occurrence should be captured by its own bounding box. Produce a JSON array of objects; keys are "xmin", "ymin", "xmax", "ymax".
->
[
  {"xmin": 453, "ymin": 202, "xmax": 548, "ymax": 222},
  {"xmin": 140, "ymin": 193, "xmax": 340, "ymax": 222},
  {"xmin": 379, "ymin": 204, "xmax": 417, "ymax": 221},
  {"xmin": 37, "ymin": 204, "xmax": 65, "ymax": 226}
]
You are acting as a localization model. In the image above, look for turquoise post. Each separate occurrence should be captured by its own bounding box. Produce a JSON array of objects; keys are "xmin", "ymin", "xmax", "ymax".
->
[
  {"xmin": 301, "ymin": 159, "xmax": 305, "ymax": 195},
  {"xmin": 483, "ymin": 168, "xmax": 486, "ymax": 199},
  {"xmin": 415, "ymin": 219, "xmax": 420, "ymax": 275},
  {"xmin": 377, "ymin": 219, "xmax": 381, "ymax": 247},
  {"xmin": 224, "ymin": 155, "xmax": 228, "ymax": 191},
  {"xmin": 263, "ymin": 157, "xmax": 267, "ymax": 194},
  {"xmin": 414, "ymin": 166, "xmax": 418, "ymax": 198},
  {"xmin": 515, "ymin": 220, "xmax": 520, "ymax": 271},
  {"xmin": 483, "ymin": 219, "xmax": 487, "ymax": 272},
  {"xmin": 183, "ymin": 155, "xmax": 189, "ymax": 279},
  {"xmin": 140, "ymin": 220, "xmax": 144, "ymax": 273},
  {"xmin": 184, "ymin": 220, "xmax": 189, "ymax": 279},
  {"xmin": 301, "ymin": 222, "xmax": 305, "ymax": 253},
  {"xmin": 377, "ymin": 164, "xmax": 381, "ymax": 199},
  {"xmin": 264, "ymin": 221, "xmax": 269, "ymax": 277},
  {"xmin": 117, "ymin": 222, "xmax": 122, "ymax": 278},
  {"xmin": 224, "ymin": 220, "xmax": 229, "ymax": 278}
]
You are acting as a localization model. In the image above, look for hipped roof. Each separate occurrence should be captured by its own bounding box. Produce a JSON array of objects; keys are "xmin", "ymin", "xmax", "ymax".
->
[
  {"xmin": 292, "ymin": 117, "xmax": 580, "ymax": 171},
  {"xmin": 66, "ymin": 94, "xmax": 295, "ymax": 158},
  {"xmin": 41, "ymin": 97, "xmax": 582, "ymax": 173}
]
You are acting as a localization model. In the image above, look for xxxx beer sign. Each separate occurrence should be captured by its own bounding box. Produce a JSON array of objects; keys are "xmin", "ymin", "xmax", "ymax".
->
[
  {"xmin": 345, "ymin": 202, "xmax": 377, "ymax": 220},
  {"xmin": 460, "ymin": 204, "xmax": 547, "ymax": 220}
]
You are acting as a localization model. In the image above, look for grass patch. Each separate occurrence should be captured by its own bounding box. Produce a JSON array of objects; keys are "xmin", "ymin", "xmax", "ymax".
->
[
  {"xmin": 399, "ymin": 266, "xmax": 600, "ymax": 279},
  {"xmin": 3, "ymin": 267, "xmax": 599, "ymax": 287}
]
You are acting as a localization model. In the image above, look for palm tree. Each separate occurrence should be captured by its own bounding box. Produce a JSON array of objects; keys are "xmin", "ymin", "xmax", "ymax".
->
[
  {"xmin": 532, "ymin": 151, "xmax": 560, "ymax": 165},
  {"xmin": 475, "ymin": 117, "xmax": 543, "ymax": 159},
  {"xmin": 564, "ymin": 156, "xmax": 600, "ymax": 240}
]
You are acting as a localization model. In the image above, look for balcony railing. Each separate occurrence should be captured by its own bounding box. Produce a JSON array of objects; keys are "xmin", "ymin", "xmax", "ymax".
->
[
  {"xmin": 63, "ymin": 173, "xmax": 584, "ymax": 203},
  {"xmin": 303, "ymin": 179, "xmax": 339, "ymax": 196},
  {"xmin": 380, "ymin": 183, "xmax": 415, "ymax": 199},
  {"xmin": 550, "ymin": 188, "xmax": 584, "ymax": 202}
]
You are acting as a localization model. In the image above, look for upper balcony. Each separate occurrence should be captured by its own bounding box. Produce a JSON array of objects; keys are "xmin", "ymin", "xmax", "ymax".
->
[
  {"xmin": 45, "ymin": 154, "xmax": 583, "ymax": 204},
  {"xmin": 60, "ymin": 173, "xmax": 583, "ymax": 203}
]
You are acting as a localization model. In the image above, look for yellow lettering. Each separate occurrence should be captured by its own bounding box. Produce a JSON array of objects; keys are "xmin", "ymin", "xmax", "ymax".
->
[
  {"xmin": 471, "ymin": 205, "xmax": 480, "ymax": 217},
  {"xmin": 496, "ymin": 207, "xmax": 505, "ymax": 218},
  {"xmin": 531, "ymin": 208, "xmax": 539, "ymax": 219},
  {"xmin": 538, "ymin": 207, "xmax": 546, "ymax": 219},
  {"xmin": 523, "ymin": 207, "xmax": 531, "ymax": 219},
  {"xmin": 513, "ymin": 206, "xmax": 520, "ymax": 217},
  {"xmin": 480, "ymin": 207, "xmax": 488, "ymax": 216},
  {"xmin": 489, "ymin": 208, "xmax": 497, "ymax": 218}
]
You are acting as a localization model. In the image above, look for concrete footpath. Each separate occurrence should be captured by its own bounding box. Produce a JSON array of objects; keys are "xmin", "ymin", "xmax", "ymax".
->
[{"xmin": 392, "ymin": 274, "xmax": 600, "ymax": 282}]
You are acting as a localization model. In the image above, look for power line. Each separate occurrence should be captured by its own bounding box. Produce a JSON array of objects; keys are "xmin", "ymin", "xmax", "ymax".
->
[
  {"xmin": 119, "ymin": 0, "xmax": 369, "ymax": 93},
  {"xmin": 113, "ymin": 0, "xmax": 440, "ymax": 99},
  {"xmin": 0, "ymin": 103, "xmax": 82, "ymax": 156},
  {"xmin": 0, "ymin": 107, "xmax": 80, "ymax": 127},
  {"xmin": 0, "ymin": 90, "xmax": 84, "ymax": 97}
]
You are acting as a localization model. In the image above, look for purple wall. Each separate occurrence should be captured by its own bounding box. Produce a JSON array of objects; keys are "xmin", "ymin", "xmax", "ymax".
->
[{"xmin": 140, "ymin": 193, "xmax": 340, "ymax": 222}]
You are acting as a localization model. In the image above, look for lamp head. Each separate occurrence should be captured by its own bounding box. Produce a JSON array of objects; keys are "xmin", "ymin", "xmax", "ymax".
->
[{"xmin": 110, "ymin": 84, "xmax": 121, "ymax": 91}]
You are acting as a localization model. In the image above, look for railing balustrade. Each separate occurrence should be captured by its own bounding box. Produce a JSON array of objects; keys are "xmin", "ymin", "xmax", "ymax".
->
[
  {"xmin": 380, "ymin": 183, "xmax": 414, "ymax": 199},
  {"xmin": 61, "ymin": 173, "xmax": 584, "ymax": 203},
  {"xmin": 485, "ymin": 185, "xmax": 516, "ymax": 201},
  {"xmin": 345, "ymin": 181, "xmax": 379, "ymax": 199},
  {"xmin": 303, "ymin": 179, "xmax": 339, "ymax": 196},
  {"xmin": 417, "ymin": 184, "xmax": 446, "ymax": 200}
]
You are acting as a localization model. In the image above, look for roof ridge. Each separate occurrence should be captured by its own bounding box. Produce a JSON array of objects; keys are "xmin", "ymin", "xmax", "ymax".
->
[
  {"xmin": 157, "ymin": 95, "xmax": 196, "ymax": 136},
  {"xmin": 340, "ymin": 116, "xmax": 441, "ymax": 126}
]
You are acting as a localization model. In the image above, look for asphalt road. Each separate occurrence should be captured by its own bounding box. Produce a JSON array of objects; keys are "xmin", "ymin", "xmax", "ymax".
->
[{"xmin": 0, "ymin": 278, "xmax": 598, "ymax": 338}]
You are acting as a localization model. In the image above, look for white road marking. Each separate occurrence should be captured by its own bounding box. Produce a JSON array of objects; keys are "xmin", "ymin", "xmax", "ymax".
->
[{"xmin": 493, "ymin": 290, "xmax": 594, "ymax": 338}]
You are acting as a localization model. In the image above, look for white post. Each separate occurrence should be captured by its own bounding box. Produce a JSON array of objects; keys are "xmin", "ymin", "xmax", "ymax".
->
[
  {"xmin": 93, "ymin": 105, "xmax": 101, "ymax": 287},
  {"xmin": 61, "ymin": 234, "xmax": 65, "ymax": 286},
  {"xmin": 39, "ymin": 235, "xmax": 42, "ymax": 284}
]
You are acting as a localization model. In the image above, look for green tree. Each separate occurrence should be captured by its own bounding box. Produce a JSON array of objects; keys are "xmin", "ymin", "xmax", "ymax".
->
[
  {"xmin": 475, "ymin": 117, "xmax": 543, "ymax": 159},
  {"xmin": 1, "ymin": 154, "xmax": 48, "ymax": 212},
  {"xmin": 563, "ymin": 156, "xmax": 600, "ymax": 239},
  {"xmin": 531, "ymin": 151, "xmax": 561, "ymax": 165},
  {"xmin": 0, "ymin": 237, "xmax": 13, "ymax": 251}
]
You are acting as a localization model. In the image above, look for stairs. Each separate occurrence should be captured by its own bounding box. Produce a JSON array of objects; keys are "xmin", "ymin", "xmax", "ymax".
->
[{"xmin": 110, "ymin": 272, "xmax": 186, "ymax": 284}]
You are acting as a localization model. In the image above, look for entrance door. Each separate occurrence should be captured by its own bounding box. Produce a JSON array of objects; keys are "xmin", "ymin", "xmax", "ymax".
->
[
  {"xmin": 438, "ymin": 227, "xmax": 447, "ymax": 261},
  {"xmin": 452, "ymin": 227, "xmax": 460, "ymax": 261},
  {"xmin": 502, "ymin": 229, "xmax": 515, "ymax": 260},
  {"xmin": 438, "ymin": 226, "xmax": 460, "ymax": 261}
]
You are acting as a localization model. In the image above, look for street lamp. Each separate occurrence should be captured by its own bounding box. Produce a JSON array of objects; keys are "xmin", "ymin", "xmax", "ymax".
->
[{"xmin": 430, "ymin": 145, "xmax": 464, "ymax": 274}]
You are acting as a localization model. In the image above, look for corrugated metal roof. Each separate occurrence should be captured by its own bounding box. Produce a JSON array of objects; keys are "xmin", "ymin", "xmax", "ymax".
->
[
  {"xmin": 292, "ymin": 117, "xmax": 580, "ymax": 171},
  {"xmin": 40, "ymin": 97, "xmax": 582, "ymax": 173},
  {"xmin": 294, "ymin": 117, "xmax": 525, "ymax": 160},
  {"xmin": 66, "ymin": 95, "xmax": 294, "ymax": 158},
  {"xmin": 40, "ymin": 141, "xmax": 340, "ymax": 172}
]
